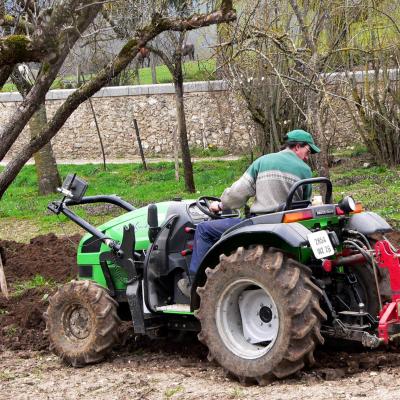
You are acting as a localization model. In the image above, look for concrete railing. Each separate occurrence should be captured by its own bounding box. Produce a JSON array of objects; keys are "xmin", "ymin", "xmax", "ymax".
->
[
  {"xmin": 0, "ymin": 80, "xmax": 229, "ymax": 103},
  {"xmin": 0, "ymin": 68, "xmax": 397, "ymax": 103}
]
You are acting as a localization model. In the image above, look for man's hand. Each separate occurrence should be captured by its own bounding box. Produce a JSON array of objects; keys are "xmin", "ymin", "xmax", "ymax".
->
[{"xmin": 209, "ymin": 201, "xmax": 222, "ymax": 213}]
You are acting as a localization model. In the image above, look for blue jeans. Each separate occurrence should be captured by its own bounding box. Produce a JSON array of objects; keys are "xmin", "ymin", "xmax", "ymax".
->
[{"xmin": 189, "ymin": 218, "xmax": 242, "ymax": 279}]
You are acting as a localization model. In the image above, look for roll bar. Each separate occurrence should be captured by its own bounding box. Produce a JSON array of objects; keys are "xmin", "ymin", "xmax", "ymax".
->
[{"xmin": 284, "ymin": 177, "xmax": 333, "ymax": 211}]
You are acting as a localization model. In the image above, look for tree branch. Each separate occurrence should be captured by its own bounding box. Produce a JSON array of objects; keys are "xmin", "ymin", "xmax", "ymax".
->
[
  {"xmin": 0, "ymin": 0, "xmax": 103, "ymax": 161},
  {"xmin": 0, "ymin": 1, "xmax": 236, "ymax": 197}
]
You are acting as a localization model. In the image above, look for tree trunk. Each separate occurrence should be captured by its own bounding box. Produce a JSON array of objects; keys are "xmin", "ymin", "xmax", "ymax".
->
[
  {"xmin": 174, "ymin": 67, "xmax": 195, "ymax": 193},
  {"xmin": 11, "ymin": 68, "xmax": 61, "ymax": 195},
  {"xmin": 30, "ymin": 104, "xmax": 61, "ymax": 194},
  {"xmin": 173, "ymin": 127, "xmax": 180, "ymax": 181},
  {"xmin": 150, "ymin": 54, "xmax": 157, "ymax": 84}
]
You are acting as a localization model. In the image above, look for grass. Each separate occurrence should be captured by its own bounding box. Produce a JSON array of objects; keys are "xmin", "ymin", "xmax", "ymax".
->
[
  {"xmin": 0, "ymin": 59, "xmax": 216, "ymax": 92},
  {"xmin": 164, "ymin": 385, "xmax": 184, "ymax": 398},
  {"xmin": 0, "ymin": 370, "xmax": 16, "ymax": 381},
  {"xmin": 12, "ymin": 274, "xmax": 57, "ymax": 296},
  {"xmin": 138, "ymin": 59, "xmax": 216, "ymax": 84},
  {"xmin": 4, "ymin": 324, "xmax": 18, "ymax": 337},
  {"xmin": 0, "ymin": 159, "xmax": 248, "ymax": 231},
  {"xmin": 331, "ymin": 164, "xmax": 400, "ymax": 226},
  {"xmin": 332, "ymin": 144, "xmax": 368, "ymax": 158},
  {"xmin": 0, "ymin": 158, "xmax": 399, "ymax": 240},
  {"xmin": 189, "ymin": 145, "xmax": 228, "ymax": 158}
]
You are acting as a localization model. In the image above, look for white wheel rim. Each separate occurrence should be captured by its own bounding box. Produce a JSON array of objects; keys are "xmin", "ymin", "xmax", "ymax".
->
[{"xmin": 215, "ymin": 278, "xmax": 280, "ymax": 360}]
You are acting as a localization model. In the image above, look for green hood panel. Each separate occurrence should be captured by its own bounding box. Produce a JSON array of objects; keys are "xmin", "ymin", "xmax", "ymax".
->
[{"xmin": 78, "ymin": 201, "xmax": 173, "ymax": 254}]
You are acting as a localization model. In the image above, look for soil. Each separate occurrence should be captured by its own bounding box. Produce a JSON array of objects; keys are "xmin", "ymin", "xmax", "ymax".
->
[
  {"xmin": 1, "ymin": 231, "xmax": 400, "ymax": 399},
  {"xmin": 0, "ymin": 233, "xmax": 80, "ymax": 351}
]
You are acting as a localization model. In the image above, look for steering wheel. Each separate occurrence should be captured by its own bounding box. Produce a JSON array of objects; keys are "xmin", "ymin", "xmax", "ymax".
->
[{"xmin": 196, "ymin": 196, "xmax": 240, "ymax": 220}]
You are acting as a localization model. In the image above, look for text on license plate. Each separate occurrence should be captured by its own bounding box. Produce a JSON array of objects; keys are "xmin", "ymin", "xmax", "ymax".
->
[{"xmin": 307, "ymin": 230, "xmax": 335, "ymax": 259}]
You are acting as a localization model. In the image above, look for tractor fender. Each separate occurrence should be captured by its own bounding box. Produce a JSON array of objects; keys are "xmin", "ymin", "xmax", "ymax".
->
[
  {"xmin": 190, "ymin": 222, "xmax": 311, "ymax": 310},
  {"xmin": 347, "ymin": 212, "xmax": 392, "ymax": 236}
]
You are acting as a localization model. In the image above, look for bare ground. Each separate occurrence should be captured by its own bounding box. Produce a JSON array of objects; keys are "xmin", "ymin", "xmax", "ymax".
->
[
  {"xmin": 1, "ymin": 232, "xmax": 400, "ymax": 399},
  {"xmin": 3, "ymin": 348, "xmax": 400, "ymax": 400}
]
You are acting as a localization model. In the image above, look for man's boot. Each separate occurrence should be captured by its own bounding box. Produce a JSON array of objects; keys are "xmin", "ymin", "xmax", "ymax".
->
[{"xmin": 177, "ymin": 276, "xmax": 191, "ymax": 298}]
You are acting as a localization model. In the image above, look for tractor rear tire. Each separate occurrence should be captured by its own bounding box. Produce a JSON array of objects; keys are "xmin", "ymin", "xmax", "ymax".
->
[
  {"xmin": 195, "ymin": 246, "xmax": 326, "ymax": 383},
  {"xmin": 44, "ymin": 280, "xmax": 120, "ymax": 367}
]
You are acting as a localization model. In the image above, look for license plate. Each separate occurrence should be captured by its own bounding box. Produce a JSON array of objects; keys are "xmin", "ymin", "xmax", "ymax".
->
[{"xmin": 307, "ymin": 230, "xmax": 335, "ymax": 259}]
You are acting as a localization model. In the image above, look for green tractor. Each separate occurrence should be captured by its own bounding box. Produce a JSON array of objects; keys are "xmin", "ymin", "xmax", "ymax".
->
[{"xmin": 45, "ymin": 173, "xmax": 400, "ymax": 383}]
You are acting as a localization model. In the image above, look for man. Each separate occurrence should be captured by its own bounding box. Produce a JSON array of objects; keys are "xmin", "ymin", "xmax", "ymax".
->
[{"xmin": 178, "ymin": 129, "xmax": 320, "ymax": 297}]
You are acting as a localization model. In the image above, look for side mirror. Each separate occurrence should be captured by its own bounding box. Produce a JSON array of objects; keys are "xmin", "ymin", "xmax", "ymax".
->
[{"xmin": 59, "ymin": 174, "xmax": 88, "ymax": 202}]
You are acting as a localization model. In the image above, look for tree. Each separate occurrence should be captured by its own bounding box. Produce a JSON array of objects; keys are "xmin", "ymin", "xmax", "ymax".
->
[
  {"xmin": 12, "ymin": 64, "xmax": 61, "ymax": 194},
  {"xmin": 342, "ymin": 1, "xmax": 400, "ymax": 166},
  {"xmin": 1, "ymin": 2, "xmax": 61, "ymax": 195},
  {"xmin": 223, "ymin": 0, "xmax": 399, "ymax": 175},
  {"xmin": 149, "ymin": 32, "xmax": 196, "ymax": 192},
  {"xmin": 0, "ymin": 0, "xmax": 236, "ymax": 199},
  {"xmin": 103, "ymin": 0, "xmax": 198, "ymax": 192}
]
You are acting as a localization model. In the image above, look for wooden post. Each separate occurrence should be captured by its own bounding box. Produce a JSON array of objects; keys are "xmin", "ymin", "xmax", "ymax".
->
[
  {"xmin": 0, "ymin": 249, "xmax": 9, "ymax": 299},
  {"xmin": 150, "ymin": 54, "xmax": 157, "ymax": 84},
  {"xmin": 133, "ymin": 119, "xmax": 147, "ymax": 170},
  {"xmin": 173, "ymin": 128, "xmax": 179, "ymax": 181},
  {"xmin": 80, "ymin": 73, "xmax": 106, "ymax": 170}
]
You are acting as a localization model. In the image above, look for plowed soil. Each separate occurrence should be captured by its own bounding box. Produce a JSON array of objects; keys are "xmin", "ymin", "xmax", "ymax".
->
[{"xmin": 1, "ymin": 231, "xmax": 400, "ymax": 399}]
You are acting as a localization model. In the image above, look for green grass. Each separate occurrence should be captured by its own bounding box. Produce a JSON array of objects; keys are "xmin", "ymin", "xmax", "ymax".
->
[
  {"xmin": 189, "ymin": 145, "xmax": 228, "ymax": 157},
  {"xmin": 331, "ymin": 165, "xmax": 400, "ymax": 227},
  {"xmin": 12, "ymin": 274, "xmax": 57, "ymax": 296},
  {"xmin": 0, "ymin": 158, "xmax": 399, "ymax": 240},
  {"xmin": 332, "ymin": 145, "xmax": 368, "ymax": 158},
  {"xmin": 164, "ymin": 385, "xmax": 184, "ymax": 398},
  {"xmin": 0, "ymin": 159, "xmax": 249, "ymax": 233},
  {"xmin": 1, "ymin": 59, "xmax": 216, "ymax": 92},
  {"xmin": 138, "ymin": 59, "xmax": 216, "ymax": 84}
]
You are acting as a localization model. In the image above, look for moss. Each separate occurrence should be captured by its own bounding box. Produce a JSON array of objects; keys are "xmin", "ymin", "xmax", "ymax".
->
[
  {"xmin": 4, "ymin": 15, "xmax": 14, "ymax": 23},
  {"xmin": 42, "ymin": 62, "xmax": 50, "ymax": 74},
  {"xmin": 119, "ymin": 39, "xmax": 137, "ymax": 59},
  {"xmin": 4, "ymin": 35, "xmax": 30, "ymax": 61}
]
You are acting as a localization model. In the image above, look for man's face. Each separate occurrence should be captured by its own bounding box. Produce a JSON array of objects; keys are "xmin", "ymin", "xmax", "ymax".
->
[{"xmin": 294, "ymin": 144, "xmax": 311, "ymax": 162}]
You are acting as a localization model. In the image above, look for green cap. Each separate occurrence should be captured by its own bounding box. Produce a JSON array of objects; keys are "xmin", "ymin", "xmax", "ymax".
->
[{"xmin": 285, "ymin": 129, "xmax": 320, "ymax": 154}]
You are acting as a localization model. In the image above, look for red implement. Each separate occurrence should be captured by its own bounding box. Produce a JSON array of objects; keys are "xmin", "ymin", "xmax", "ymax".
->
[{"xmin": 375, "ymin": 240, "xmax": 400, "ymax": 343}]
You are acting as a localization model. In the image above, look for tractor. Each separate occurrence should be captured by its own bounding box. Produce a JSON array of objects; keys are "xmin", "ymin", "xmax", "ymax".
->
[{"xmin": 45, "ymin": 173, "xmax": 400, "ymax": 383}]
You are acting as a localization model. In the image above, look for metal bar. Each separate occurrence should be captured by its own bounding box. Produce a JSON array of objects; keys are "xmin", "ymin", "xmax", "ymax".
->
[
  {"xmin": 61, "ymin": 206, "xmax": 111, "ymax": 244},
  {"xmin": 65, "ymin": 195, "xmax": 135, "ymax": 211}
]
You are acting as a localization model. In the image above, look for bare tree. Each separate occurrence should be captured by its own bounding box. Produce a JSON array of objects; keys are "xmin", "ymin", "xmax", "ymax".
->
[
  {"xmin": 11, "ymin": 64, "xmax": 61, "ymax": 194},
  {"xmin": 0, "ymin": 0, "xmax": 236, "ymax": 199},
  {"xmin": 218, "ymin": 1, "xmax": 366, "ymax": 177},
  {"xmin": 148, "ymin": 31, "xmax": 196, "ymax": 192},
  {"xmin": 1, "ymin": 2, "xmax": 61, "ymax": 195},
  {"xmin": 102, "ymin": 0, "xmax": 200, "ymax": 193},
  {"xmin": 342, "ymin": 1, "xmax": 400, "ymax": 166}
]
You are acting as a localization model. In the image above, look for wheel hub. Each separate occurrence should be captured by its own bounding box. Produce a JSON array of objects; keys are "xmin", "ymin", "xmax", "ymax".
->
[
  {"xmin": 238, "ymin": 289, "xmax": 279, "ymax": 345},
  {"xmin": 216, "ymin": 279, "xmax": 280, "ymax": 360},
  {"xmin": 64, "ymin": 305, "xmax": 92, "ymax": 340},
  {"xmin": 259, "ymin": 306, "xmax": 273, "ymax": 323}
]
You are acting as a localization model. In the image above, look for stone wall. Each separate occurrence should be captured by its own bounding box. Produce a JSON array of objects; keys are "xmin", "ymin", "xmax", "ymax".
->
[
  {"xmin": 0, "ymin": 81, "xmax": 257, "ymax": 161},
  {"xmin": 2, "ymin": 70, "xmax": 392, "ymax": 161}
]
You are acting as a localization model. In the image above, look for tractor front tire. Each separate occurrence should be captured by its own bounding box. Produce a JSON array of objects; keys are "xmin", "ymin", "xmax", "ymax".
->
[
  {"xmin": 196, "ymin": 246, "xmax": 326, "ymax": 384},
  {"xmin": 44, "ymin": 280, "xmax": 120, "ymax": 367}
]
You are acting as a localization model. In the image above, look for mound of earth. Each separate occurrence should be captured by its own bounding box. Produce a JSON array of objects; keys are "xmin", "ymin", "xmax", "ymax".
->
[{"xmin": 0, "ymin": 233, "xmax": 81, "ymax": 351}]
